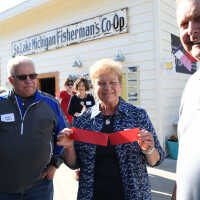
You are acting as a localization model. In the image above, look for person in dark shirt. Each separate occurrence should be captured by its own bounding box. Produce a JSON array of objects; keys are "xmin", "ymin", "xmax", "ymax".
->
[
  {"xmin": 68, "ymin": 77, "xmax": 95, "ymax": 181},
  {"xmin": 68, "ymin": 77, "xmax": 95, "ymax": 118},
  {"xmin": 0, "ymin": 56, "xmax": 67, "ymax": 200}
]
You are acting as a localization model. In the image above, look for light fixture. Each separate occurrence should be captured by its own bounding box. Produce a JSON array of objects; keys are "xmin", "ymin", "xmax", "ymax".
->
[
  {"xmin": 72, "ymin": 58, "xmax": 82, "ymax": 67},
  {"xmin": 114, "ymin": 50, "xmax": 125, "ymax": 62}
]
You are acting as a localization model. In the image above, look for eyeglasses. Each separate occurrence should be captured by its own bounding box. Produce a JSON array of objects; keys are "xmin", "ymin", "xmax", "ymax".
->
[
  {"xmin": 12, "ymin": 73, "xmax": 38, "ymax": 81},
  {"xmin": 97, "ymin": 81, "xmax": 120, "ymax": 87},
  {"xmin": 67, "ymin": 83, "xmax": 73, "ymax": 86}
]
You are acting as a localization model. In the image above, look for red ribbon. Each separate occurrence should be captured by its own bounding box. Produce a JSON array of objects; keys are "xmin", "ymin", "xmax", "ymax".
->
[
  {"xmin": 70, "ymin": 127, "xmax": 140, "ymax": 146},
  {"xmin": 109, "ymin": 128, "xmax": 140, "ymax": 145},
  {"xmin": 70, "ymin": 127, "xmax": 108, "ymax": 146}
]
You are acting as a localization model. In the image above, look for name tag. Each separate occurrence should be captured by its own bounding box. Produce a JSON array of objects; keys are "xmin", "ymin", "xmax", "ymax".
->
[
  {"xmin": 86, "ymin": 101, "xmax": 92, "ymax": 106},
  {"xmin": 1, "ymin": 113, "xmax": 15, "ymax": 122}
]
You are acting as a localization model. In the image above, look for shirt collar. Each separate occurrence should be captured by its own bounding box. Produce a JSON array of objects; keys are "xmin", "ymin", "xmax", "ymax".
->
[
  {"xmin": 10, "ymin": 89, "xmax": 40, "ymax": 102},
  {"xmin": 90, "ymin": 97, "xmax": 129, "ymax": 119}
]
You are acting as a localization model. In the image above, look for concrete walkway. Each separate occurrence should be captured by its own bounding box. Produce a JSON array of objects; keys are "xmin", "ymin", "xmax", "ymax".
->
[
  {"xmin": 54, "ymin": 165, "xmax": 78, "ymax": 200},
  {"xmin": 148, "ymin": 158, "xmax": 176, "ymax": 200},
  {"xmin": 54, "ymin": 158, "xmax": 176, "ymax": 200}
]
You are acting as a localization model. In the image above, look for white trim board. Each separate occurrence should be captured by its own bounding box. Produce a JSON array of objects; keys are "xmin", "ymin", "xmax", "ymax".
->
[{"xmin": 0, "ymin": 0, "xmax": 52, "ymax": 22}]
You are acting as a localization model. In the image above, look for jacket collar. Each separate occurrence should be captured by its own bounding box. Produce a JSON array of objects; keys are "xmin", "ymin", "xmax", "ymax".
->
[
  {"xmin": 91, "ymin": 97, "xmax": 129, "ymax": 119},
  {"xmin": 9, "ymin": 89, "xmax": 41, "ymax": 103}
]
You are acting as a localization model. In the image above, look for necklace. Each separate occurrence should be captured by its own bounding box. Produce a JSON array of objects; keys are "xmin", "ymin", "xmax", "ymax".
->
[
  {"xmin": 104, "ymin": 115, "xmax": 113, "ymax": 125},
  {"xmin": 105, "ymin": 118, "xmax": 111, "ymax": 125}
]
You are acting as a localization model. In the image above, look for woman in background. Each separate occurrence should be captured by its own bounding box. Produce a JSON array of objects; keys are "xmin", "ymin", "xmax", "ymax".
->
[
  {"xmin": 68, "ymin": 77, "xmax": 95, "ymax": 181},
  {"xmin": 56, "ymin": 77, "xmax": 75, "ymax": 126},
  {"xmin": 68, "ymin": 77, "xmax": 95, "ymax": 118}
]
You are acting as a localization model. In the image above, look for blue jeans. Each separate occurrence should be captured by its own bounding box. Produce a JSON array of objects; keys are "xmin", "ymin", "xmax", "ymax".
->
[{"xmin": 0, "ymin": 178, "xmax": 53, "ymax": 200}]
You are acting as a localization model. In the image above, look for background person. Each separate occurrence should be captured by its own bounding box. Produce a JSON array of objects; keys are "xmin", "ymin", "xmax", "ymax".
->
[
  {"xmin": 58, "ymin": 58, "xmax": 165, "ymax": 200},
  {"xmin": 56, "ymin": 77, "xmax": 76, "ymax": 125},
  {"xmin": 0, "ymin": 56, "xmax": 68, "ymax": 200},
  {"xmin": 174, "ymin": 0, "xmax": 200, "ymax": 199},
  {"xmin": 68, "ymin": 77, "xmax": 95, "ymax": 181},
  {"xmin": 68, "ymin": 77, "xmax": 95, "ymax": 118}
]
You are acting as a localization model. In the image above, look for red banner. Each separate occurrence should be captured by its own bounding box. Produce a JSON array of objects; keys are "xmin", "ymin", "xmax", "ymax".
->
[{"xmin": 70, "ymin": 127, "xmax": 140, "ymax": 146}]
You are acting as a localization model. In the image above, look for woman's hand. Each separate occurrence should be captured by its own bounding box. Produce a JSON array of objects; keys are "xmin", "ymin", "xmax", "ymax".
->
[
  {"xmin": 57, "ymin": 128, "xmax": 77, "ymax": 167},
  {"xmin": 138, "ymin": 129, "xmax": 155, "ymax": 152},
  {"xmin": 138, "ymin": 129, "xmax": 160, "ymax": 166},
  {"xmin": 74, "ymin": 105, "xmax": 86, "ymax": 117},
  {"xmin": 57, "ymin": 128, "xmax": 74, "ymax": 149},
  {"xmin": 42, "ymin": 165, "xmax": 57, "ymax": 180},
  {"xmin": 75, "ymin": 169, "xmax": 80, "ymax": 181},
  {"xmin": 81, "ymin": 105, "xmax": 86, "ymax": 113},
  {"xmin": 74, "ymin": 112, "xmax": 81, "ymax": 117}
]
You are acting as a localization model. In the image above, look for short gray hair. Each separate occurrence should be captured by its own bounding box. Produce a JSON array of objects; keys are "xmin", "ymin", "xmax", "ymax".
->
[
  {"xmin": 89, "ymin": 58, "xmax": 123, "ymax": 84},
  {"xmin": 7, "ymin": 56, "xmax": 35, "ymax": 77}
]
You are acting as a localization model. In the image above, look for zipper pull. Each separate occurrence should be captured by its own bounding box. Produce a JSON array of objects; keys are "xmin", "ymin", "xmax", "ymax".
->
[{"xmin": 20, "ymin": 120, "xmax": 24, "ymax": 135}]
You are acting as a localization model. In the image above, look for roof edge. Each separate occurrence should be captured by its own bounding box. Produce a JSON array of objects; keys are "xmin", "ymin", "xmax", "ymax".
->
[{"xmin": 0, "ymin": 0, "xmax": 52, "ymax": 23}]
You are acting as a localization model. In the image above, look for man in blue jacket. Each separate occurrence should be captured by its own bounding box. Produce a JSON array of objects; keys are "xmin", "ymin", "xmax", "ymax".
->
[{"xmin": 0, "ymin": 56, "xmax": 68, "ymax": 200}]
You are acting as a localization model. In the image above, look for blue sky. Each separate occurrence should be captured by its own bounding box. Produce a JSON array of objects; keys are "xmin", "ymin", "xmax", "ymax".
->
[{"xmin": 0, "ymin": 0, "xmax": 27, "ymax": 13}]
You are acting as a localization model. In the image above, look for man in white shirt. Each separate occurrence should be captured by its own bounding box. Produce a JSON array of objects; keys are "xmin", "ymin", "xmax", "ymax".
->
[{"xmin": 175, "ymin": 0, "xmax": 200, "ymax": 199}]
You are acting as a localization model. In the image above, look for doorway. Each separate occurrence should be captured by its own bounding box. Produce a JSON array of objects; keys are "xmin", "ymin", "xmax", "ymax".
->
[{"xmin": 37, "ymin": 72, "xmax": 59, "ymax": 96}]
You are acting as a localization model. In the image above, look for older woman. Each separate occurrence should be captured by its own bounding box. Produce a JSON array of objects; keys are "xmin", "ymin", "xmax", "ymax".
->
[
  {"xmin": 57, "ymin": 59, "xmax": 165, "ymax": 200},
  {"xmin": 68, "ymin": 77, "xmax": 95, "ymax": 118}
]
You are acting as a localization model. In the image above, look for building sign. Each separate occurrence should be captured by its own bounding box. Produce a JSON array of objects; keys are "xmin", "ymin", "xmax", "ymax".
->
[{"xmin": 11, "ymin": 8, "xmax": 128, "ymax": 56}]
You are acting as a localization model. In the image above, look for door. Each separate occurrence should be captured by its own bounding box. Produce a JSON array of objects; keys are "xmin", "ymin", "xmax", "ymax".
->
[{"xmin": 37, "ymin": 72, "xmax": 59, "ymax": 96}]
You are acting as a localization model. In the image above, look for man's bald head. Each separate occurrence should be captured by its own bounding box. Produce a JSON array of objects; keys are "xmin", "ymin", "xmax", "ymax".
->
[{"xmin": 176, "ymin": 0, "xmax": 200, "ymax": 61}]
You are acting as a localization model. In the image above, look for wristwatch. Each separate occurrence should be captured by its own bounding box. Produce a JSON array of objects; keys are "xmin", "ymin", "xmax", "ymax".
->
[{"xmin": 142, "ymin": 146, "xmax": 155, "ymax": 155}]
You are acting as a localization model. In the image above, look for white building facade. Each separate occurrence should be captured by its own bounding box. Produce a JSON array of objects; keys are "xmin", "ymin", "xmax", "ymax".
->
[{"xmin": 0, "ymin": 0, "xmax": 193, "ymax": 150}]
